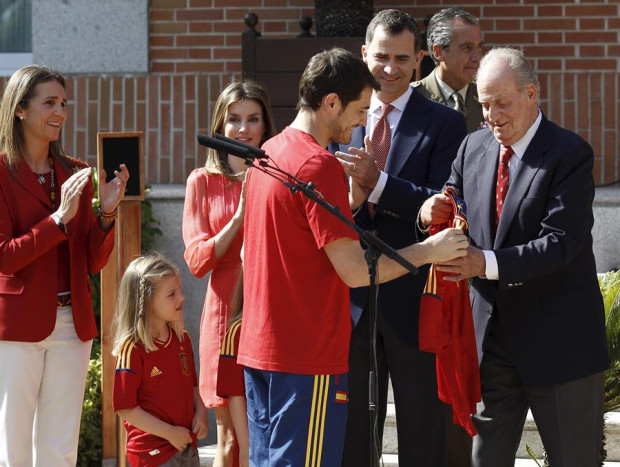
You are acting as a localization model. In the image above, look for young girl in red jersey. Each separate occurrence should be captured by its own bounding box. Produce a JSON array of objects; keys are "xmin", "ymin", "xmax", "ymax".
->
[
  {"xmin": 216, "ymin": 275, "xmax": 248, "ymax": 467},
  {"xmin": 111, "ymin": 254, "xmax": 207, "ymax": 467}
]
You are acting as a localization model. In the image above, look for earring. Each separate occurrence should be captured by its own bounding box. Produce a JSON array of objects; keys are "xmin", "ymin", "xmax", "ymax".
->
[{"xmin": 19, "ymin": 116, "xmax": 23, "ymax": 120}]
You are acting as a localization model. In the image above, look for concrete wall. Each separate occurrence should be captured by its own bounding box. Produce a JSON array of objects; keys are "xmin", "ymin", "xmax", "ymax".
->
[
  {"xmin": 593, "ymin": 188, "xmax": 620, "ymax": 273},
  {"xmin": 32, "ymin": 0, "xmax": 148, "ymax": 73},
  {"xmin": 147, "ymin": 184, "xmax": 216, "ymax": 445}
]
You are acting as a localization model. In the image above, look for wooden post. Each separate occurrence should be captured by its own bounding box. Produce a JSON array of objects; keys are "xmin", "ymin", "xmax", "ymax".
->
[
  {"xmin": 101, "ymin": 202, "xmax": 141, "ymax": 466},
  {"xmin": 98, "ymin": 132, "xmax": 144, "ymax": 466}
]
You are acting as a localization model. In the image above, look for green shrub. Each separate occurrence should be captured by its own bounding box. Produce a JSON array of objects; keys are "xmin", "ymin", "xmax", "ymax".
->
[
  {"xmin": 600, "ymin": 269, "xmax": 620, "ymax": 413},
  {"xmin": 77, "ymin": 342, "xmax": 102, "ymax": 466}
]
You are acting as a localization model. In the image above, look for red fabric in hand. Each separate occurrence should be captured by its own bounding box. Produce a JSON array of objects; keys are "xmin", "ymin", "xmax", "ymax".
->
[{"xmin": 419, "ymin": 187, "xmax": 481, "ymax": 436}]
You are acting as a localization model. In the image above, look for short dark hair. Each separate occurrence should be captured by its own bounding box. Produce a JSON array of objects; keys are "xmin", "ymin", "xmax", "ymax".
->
[
  {"xmin": 365, "ymin": 9, "xmax": 422, "ymax": 54},
  {"xmin": 297, "ymin": 47, "xmax": 380, "ymax": 111}
]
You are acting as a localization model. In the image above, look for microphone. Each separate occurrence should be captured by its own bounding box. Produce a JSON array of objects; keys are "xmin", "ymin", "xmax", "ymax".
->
[
  {"xmin": 196, "ymin": 134, "xmax": 268, "ymax": 161},
  {"xmin": 214, "ymin": 133, "xmax": 268, "ymax": 159}
]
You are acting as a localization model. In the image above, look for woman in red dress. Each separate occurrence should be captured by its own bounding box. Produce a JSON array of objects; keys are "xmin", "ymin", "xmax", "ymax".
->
[{"xmin": 182, "ymin": 81, "xmax": 275, "ymax": 466}]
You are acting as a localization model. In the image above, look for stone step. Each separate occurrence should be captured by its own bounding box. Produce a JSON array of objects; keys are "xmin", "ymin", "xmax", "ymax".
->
[
  {"xmin": 197, "ymin": 374, "xmax": 620, "ymax": 465},
  {"xmin": 385, "ymin": 373, "xmax": 620, "ymax": 461},
  {"xmin": 197, "ymin": 445, "xmax": 620, "ymax": 467},
  {"xmin": 383, "ymin": 404, "xmax": 620, "ymax": 461},
  {"xmin": 518, "ymin": 410, "xmax": 620, "ymax": 461},
  {"xmin": 197, "ymin": 446, "xmax": 399, "ymax": 467}
]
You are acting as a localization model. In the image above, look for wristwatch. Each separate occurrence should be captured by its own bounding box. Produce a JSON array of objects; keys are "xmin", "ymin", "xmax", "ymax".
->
[{"xmin": 51, "ymin": 213, "xmax": 67, "ymax": 234}]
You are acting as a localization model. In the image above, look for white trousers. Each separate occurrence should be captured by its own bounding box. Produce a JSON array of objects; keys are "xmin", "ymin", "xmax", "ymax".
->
[{"xmin": 0, "ymin": 307, "xmax": 93, "ymax": 467}]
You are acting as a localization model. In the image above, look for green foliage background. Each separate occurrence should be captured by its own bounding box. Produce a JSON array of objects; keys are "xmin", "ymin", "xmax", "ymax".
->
[{"xmin": 599, "ymin": 269, "xmax": 620, "ymax": 413}]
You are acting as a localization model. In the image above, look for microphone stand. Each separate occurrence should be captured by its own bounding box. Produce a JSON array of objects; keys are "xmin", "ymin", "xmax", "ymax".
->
[{"xmin": 245, "ymin": 157, "xmax": 418, "ymax": 467}]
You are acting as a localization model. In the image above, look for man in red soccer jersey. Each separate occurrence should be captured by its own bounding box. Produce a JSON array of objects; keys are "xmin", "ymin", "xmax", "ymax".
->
[{"xmin": 237, "ymin": 47, "xmax": 468, "ymax": 466}]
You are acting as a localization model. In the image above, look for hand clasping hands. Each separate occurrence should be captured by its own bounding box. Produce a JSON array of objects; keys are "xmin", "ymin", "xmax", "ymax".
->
[{"xmin": 421, "ymin": 228, "xmax": 469, "ymax": 265}]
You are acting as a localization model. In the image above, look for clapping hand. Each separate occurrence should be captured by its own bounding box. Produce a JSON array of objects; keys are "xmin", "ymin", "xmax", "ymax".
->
[
  {"xmin": 98, "ymin": 164, "xmax": 130, "ymax": 214},
  {"xmin": 336, "ymin": 135, "xmax": 381, "ymax": 190},
  {"xmin": 55, "ymin": 168, "xmax": 91, "ymax": 224}
]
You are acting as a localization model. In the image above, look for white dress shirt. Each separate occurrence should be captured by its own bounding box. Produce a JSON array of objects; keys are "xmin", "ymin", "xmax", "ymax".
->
[
  {"xmin": 482, "ymin": 110, "xmax": 543, "ymax": 279},
  {"xmin": 366, "ymin": 87, "xmax": 412, "ymax": 204}
]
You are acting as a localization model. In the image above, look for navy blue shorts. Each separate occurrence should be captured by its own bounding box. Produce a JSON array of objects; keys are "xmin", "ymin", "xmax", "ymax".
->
[{"xmin": 244, "ymin": 368, "xmax": 348, "ymax": 466}]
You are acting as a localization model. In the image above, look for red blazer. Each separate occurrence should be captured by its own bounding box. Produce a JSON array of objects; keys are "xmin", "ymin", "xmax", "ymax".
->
[{"xmin": 0, "ymin": 156, "xmax": 115, "ymax": 342}]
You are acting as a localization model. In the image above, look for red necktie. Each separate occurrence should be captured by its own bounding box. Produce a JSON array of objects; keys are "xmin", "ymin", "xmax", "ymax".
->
[
  {"xmin": 372, "ymin": 103, "xmax": 394, "ymax": 171},
  {"xmin": 368, "ymin": 104, "xmax": 394, "ymax": 217},
  {"xmin": 495, "ymin": 145, "xmax": 513, "ymax": 230}
]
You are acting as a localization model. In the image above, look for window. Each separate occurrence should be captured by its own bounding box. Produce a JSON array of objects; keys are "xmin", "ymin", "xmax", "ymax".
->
[{"xmin": 0, "ymin": 0, "xmax": 32, "ymax": 76}]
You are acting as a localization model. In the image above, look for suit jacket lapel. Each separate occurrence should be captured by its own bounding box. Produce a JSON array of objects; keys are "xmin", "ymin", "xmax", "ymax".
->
[
  {"xmin": 494, "ymin": 118, "xmax": 548, "ymax": 247},
  {"xmin": 384, "ymin": 89, "xmax": 428, "ymax": 176},
  {"xmin": 477, "ymin": 136, "xmax": 499, "ymax": 248},
  {"xmin": 54, "ymin": 157, "xmax": 71, "ymax": 188},
  {"xmin": 14, "ymin": 158, "xmax": 53, "ymax": 209}
]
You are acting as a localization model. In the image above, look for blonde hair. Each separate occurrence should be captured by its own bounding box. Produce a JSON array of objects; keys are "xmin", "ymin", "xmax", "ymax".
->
[
  {"xmin": 111, "ymin": 253, "xmax": 185, "ymax": 355},
  {"xmin": 205, "ymin": 80, "xmax": 276, "ymax": 179},
  {"xmin": 0, "ymin": 65, "xmax": 78, "ymax": 173}
]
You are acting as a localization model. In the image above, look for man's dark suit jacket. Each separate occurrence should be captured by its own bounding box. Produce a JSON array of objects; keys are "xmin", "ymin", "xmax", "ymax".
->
[
  {"xmin": 413, "ymin": 69, "xmax": 484, "ymax": 134},
  {"xmin": 333, "ymin": 88, "xmax": 467, "ymax": 344},
  {"xmin": 445, "ymin": 115, "xmax": 609, "ymax": 385}
]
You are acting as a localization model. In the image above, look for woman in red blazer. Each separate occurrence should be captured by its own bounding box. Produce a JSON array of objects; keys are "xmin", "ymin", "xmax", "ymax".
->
[{"xmin": 0, "ymin": 65, "xmax": 129, "ymax": 465}]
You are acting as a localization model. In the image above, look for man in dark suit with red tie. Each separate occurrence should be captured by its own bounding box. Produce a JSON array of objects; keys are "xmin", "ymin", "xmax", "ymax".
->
[
  {"xmin": 332, "ymin": 9, "xmax": 467, "ymax": 466},
  {"xmin": 421, "ymin": 47, "xmax": 609, "ymax": 467}
]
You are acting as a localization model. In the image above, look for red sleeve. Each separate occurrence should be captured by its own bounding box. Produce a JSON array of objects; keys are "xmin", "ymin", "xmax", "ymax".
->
[
  {"xmin": 0, "ymin": 179, "xmax": 66, "ymax": 274},
  {"xmin": 113, "ymin": 339, "xmax": 143, "ymax": 411},
  {"xmin": 297, "ymin": 153, "xmax": 358, "ymax": 250},
  {"xmin": 182, "ymin": 169, "xmax": 218, "ymax": 278}
]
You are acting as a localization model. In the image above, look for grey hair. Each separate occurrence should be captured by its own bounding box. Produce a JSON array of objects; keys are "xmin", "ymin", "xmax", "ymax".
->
[
  {"xmin": 426, "ymin": 7, "xmax": 479, "ymax": 65},
  {"xmin": 478, "ymin": 47, "xmax": 540, "ymax": 94}
]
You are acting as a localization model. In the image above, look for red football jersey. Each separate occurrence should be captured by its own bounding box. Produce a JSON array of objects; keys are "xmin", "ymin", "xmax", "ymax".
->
[
  {"xmin": 239, "ymin": 127, "xmax": 357, "ymax": 375},
  {"xmin": 113, "ymin": 330, "xmax": 198, "ymax": 467}
]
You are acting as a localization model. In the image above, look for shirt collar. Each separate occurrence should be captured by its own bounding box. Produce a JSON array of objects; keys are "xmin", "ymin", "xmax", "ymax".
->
[
  {"xmin": 435, "ymin": 73, "xmax": 469, "ymax": 101},
  {"xmin": 370, "ymin": 86, "xmax": 412, "ymax": 116},
  {"xmin": 508, "ymin": 110, "xmax": 543, "ymax": 160}
]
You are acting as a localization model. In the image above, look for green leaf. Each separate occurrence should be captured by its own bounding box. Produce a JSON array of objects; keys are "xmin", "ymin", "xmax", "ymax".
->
[{"xmin": 526, "ymin": 445, "xmax": 543, "ymax": 466}]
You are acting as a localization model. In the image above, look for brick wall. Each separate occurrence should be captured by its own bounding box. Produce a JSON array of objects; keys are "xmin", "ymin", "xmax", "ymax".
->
[{"xmin": 2, "ymin": 1, "xmax": 618, "ymax": 185}]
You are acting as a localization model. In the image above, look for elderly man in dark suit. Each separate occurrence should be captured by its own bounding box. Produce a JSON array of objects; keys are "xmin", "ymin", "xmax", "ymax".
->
[
  {"xmin": 413, "ymin": 7, "xmax": 485, "ymax": 133},
  {"xmin": 421, "ymin": 47, "xmax": 609, "ymax": 467},
  {"xmin": 332, "ymin": 9, "xmax": 467, "ymax": 466}
]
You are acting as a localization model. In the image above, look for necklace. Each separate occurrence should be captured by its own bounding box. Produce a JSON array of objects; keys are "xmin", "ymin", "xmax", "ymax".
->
[{"xmin": 34, "ymin": 157, "xmax": 56, "ymax": 208}]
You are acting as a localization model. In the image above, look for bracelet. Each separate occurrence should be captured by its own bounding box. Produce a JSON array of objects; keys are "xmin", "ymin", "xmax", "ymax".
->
[{"xmin": 98, "ymin": 206, "xmax": 118, "ymax": 219}]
